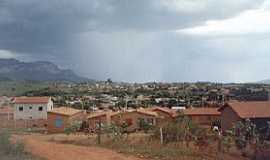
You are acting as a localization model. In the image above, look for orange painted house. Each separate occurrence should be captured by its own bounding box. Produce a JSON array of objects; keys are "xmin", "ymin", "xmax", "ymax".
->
[
  {"xmin": 47, "ymin": 107, "xmax": 85, "ymax": 133},
  {"xmin": 87, "ymin": 109, "xmax": 160, "ymax": 132}
]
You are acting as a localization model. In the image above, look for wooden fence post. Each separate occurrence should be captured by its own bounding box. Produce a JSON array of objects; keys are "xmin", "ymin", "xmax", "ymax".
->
[
  {"xmin": 160, "ymin": 127, "xmax": 163, "ymax": 145},
  {"xmin": 97, "ymin": 119, "xmax": 101, "ymax": 144}
]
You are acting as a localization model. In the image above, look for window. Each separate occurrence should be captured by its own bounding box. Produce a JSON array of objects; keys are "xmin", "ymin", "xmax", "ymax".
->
[
  {"xmin": 95, "ymin": 121, "xmax": 104, "ymax": 128},
  {"xmin": 38, "ymin": 106, "xmax": 43, "ymax": 111},
  {"xmin": 29, "ymin": 106, "xmax": 32, "ymax": 110},
  {"xmin": 55, "ymin": 117, "xmax": 63, "ymax": 128},
  {"xmin": 147, "ymin": 118, "xmax": 154, "ymax": 125},
  {"xmin": 19, "ymin": 106, "xmax": 23, "ymax": 111},
  {"xmin": 125, "ymin": 118, "xmax": 133, "ymax": 126}
]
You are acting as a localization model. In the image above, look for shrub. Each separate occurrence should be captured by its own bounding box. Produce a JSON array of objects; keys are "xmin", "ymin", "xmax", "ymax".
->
[
  {"xmin": 220, "ymin": 131, "xmax": 234, "ymax": 153},
  {"xmin": 0, "ymin": 130, "xmax": 13, "ymax": 154},
  {"xmin": 64, "ymin": 121, "xmax": 81, "ymax": 135},
  {"xmin": 153, "ymin": 114, "xmax": 201, "ymax": 144},
  {"xmin": 103, "ymin": 123, "xmax": 123, "ymax": 140},
  {"xmin": 0, "ymin": 130, "xmax": 25, "ymax": 155},
  {"xmin": 138, "ymin": 119, "xmax": 153, "ymax": 133},
  {"xmin": 233, "ymin": 119, "xmax": 257, "ymax": 156}
]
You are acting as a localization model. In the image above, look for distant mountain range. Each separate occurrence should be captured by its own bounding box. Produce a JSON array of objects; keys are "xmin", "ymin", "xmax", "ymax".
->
[{"xmin": 0, "ymin": 58, "xmax": 90, "ymax": 82}]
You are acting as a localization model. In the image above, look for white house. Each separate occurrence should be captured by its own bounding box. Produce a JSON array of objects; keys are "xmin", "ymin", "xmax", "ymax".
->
[{"xmin": 14, "ymin": 97, "xmax": 53, "ymax": 120}]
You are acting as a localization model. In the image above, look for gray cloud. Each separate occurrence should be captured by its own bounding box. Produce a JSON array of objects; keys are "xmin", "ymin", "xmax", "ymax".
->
[{"xmin": 0, "ymin": 0, "xmax": 268, "ymax": 82}]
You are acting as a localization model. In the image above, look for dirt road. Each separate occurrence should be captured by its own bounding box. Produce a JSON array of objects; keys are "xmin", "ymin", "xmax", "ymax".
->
[{"xmin": 22, "ymin": 135, "xmax": 145, "ymax": 160}]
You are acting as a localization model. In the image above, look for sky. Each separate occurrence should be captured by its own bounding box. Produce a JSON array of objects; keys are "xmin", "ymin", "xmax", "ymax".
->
[{"xmin": 0, "ymin": 0, "xmax": 270, "ymax": 83}]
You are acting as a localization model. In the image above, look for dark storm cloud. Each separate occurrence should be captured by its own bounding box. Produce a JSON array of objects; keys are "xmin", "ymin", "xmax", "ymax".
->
[
  {"xmin": 0, "ymin": 0, "xmax": 263, "ymax": 53},
  {"xmin": 0, "ymin": 0, "xmax": 268, "ymax": 82}
]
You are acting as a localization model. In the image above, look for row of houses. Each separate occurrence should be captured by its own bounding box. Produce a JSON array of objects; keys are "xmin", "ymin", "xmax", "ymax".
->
[
  {"xmin": 86, "ymin": 101, "xmax": 270, "ymax": 134},
  {"xmin": 1, "ymin": 96, "xmax": 270, "ymax": 135}
]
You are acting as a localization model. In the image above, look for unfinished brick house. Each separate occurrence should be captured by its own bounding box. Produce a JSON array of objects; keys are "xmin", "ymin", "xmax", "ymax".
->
[
  {"xmin": 182, "ymin": 108, "xmax": 220, "ymax": 126},
  {"xmin": 47, "ymin": 107, "xmax": 85, "ymax": 133},
  {"xmin": 12, "ymin": 96, "xmax": 53, "ymax": 128},
  {"xmin": 219, "ymin": 101, "xmax": 270, "ymax": 132},
  {"xmin": 14, "ymin": 97, "xmax": 53, "ymax": 120}
]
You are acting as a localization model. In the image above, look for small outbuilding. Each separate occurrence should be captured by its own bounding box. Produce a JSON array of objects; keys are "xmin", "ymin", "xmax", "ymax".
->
[{"xmin": 47, "ymin": 107, "xmax": 85, "ymax": 133}]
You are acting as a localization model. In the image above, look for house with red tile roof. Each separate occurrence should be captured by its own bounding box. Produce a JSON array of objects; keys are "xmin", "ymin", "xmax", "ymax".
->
[
  {"xmin": 13, "ymin": 97, "xmax": 53, "ymax": 120},
  {"xmin": 87, "ymin": 109, "xmax": 160, "ymax": 132},
  {"xmin": 47, "ymin": 107, "xmax": 85, "ymax": 133},
  {"xmin": 182, "ymin": 108, "xmax": 221, "ymax": 126},
  {"xmin": 147, "ymin": 107, "xmax": 179, "ymax": 127},
  {"xmin": 111, "ymin": 109, "xmax": 159, "ymax": 132},
  {"xmin": 219, "ymin": 101, "xmax": 270, "ymax": 132}
]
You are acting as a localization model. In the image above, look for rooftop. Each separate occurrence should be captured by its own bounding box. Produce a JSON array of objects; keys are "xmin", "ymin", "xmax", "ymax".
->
[
  {"xmin": 183, "ymin": 107, "xmax": 220, "ymax": 116},
  {"xmin": 14, "ymin": 97, "xmax": 50, "ymax": 104},
  {"xmin": 87, "ymin": 109, "xmax": 159, "ymax": 119},
  {"xmin": 87, "ymin": 111, "xmax": 118, "ymax": 119},
  {"xmin": 149, "ymin": 107, "xmax": 178, "ymax": 117},
  {"xmin": 220, "ymin": 101, "xmax": 270, "ymax": 119},
  {"xmin": 48, "ymin": 107, "xmax": 83, "ymax": 116},
  {"xmin": 136, "ymin": 109, "xmax": 159, "ymax": 117}
]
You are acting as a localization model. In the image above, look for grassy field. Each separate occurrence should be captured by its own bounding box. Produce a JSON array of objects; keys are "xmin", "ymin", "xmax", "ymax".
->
[{"xmin": 0, "ymin": 80, "xmax": 49, "ymax": 96}]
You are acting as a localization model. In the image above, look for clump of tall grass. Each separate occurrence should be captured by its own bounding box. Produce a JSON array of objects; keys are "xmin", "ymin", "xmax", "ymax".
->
[{"xmin": 0, "ymin": 130, "xmax": 25, "ymax": 156}]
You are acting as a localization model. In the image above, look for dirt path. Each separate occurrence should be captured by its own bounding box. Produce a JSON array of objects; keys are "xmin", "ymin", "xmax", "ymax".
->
[{"xmin": 22, "ymin": 135, "xmax": 146, "ymax": 160}]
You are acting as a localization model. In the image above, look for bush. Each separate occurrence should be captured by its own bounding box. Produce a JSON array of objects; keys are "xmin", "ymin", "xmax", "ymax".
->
[
  {"xmin": 103, "ymin": 123, "xmax": 123, "ymax": 140},
  {"xmin": 233, "ymin": 119, "xmax": 257, "ymax": 156},
  {"xmin": 0, "ymin": 130, "xmax": 13, "ymax": 154},
  {"xmin": 233, "ymin": 120, "xmax": 256, "ymax": 147},
  {"xmin": 138, "ymin": 119, "xmax": 153, "ymax": 133},
  {"xmin": 64, "ymin": 121, "xmax": 82, "ymax": 135},
  {"xmin": 154, "ymin": 115, "xmax": 201, "ymax": 144},
  {"xmin": 0, "ymin": 130, "xmax": 25, "ymax": 155}
]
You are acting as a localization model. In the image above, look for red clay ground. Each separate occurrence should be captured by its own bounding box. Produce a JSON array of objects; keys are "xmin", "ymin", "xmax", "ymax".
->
[{"xmin": 21, "ymin": 135, "xmax": 146, "ymax": 160}]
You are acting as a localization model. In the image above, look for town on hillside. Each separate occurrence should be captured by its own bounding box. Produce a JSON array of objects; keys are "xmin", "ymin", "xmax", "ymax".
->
[
  {"xmin": 1, "ymin": 81, "xmax": 270, "ymax": 160},
  {"xmin": 1, "ymin": 1, "xmax": 270, "ymax": 159}
]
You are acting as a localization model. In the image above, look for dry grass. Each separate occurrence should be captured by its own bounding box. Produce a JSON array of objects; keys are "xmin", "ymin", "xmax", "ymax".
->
[
  {"xmin": 0, "ymin": 130, "xmax": 45, "ymax": 160},
  {"xmin": 46, "ymin": 133, "xmax": 248, "ymax": 160}
]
